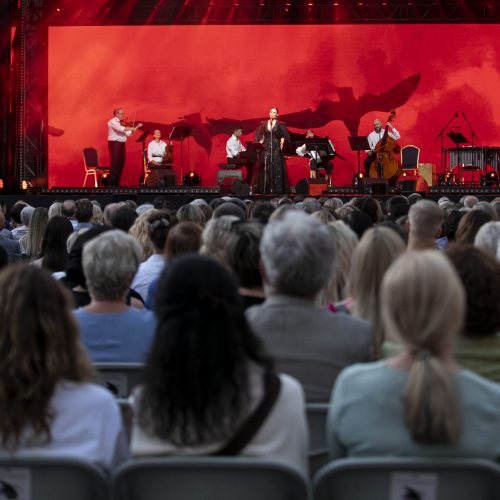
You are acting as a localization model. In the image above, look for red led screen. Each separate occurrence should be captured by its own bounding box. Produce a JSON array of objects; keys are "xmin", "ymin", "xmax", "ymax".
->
[{"xmin": 48, "ymin": 24, "xmax": 500, "ymax": 187}]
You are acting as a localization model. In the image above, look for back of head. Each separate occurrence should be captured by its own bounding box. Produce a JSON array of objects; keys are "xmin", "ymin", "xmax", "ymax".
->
[
  {"xmin": 20, "ymin": 205, "xmax": 35, "ymax": 226},
  {"xmin": 140, "ymin": 254, "xmax": 270, "ymax": 446},
  {"xmin": 446, "ymin": 244, "xmax": 500, "ymax": 338},
  {"xmin": 41, "ymin": 215, "xmax": 74, "ymax": 273},
  {"xmin": 213, "ymin": 201, "xmax": 246, "ymax": 220},
  {"xmin": 261, "ymin": 211, "xmax": 335, "ymax": 298},
  {"xmin": 340, "ymin": 206, "xmax": 373, "ymax": 238},
  {"xmin": 48, "ymin": 202, "xmax": 62, "ymax": 219},
  {"xmin": 74, "ymin": 198, "xmax": 93, "ymax": 223},
  {"xmin": 455, "ymin": 209, "xmax": 493, "ymax": 244},
  {"xmin": 387, "ymin": 195, "xmax": 409, "ymax": 219},
  {"xmin": 110, "ymin": 205, "xmax": 138, "ymax": 232},
  {"xmin": 251, "ymin": 202, "xmax": 275, "ymax": 224},
  {"xmin": 200, "ymin": 215, "xmax": 239, "ymax": 264},
  {"xmin": 147, "ymin": 210, "xmax": 177, "ymax": 253},
  {"xmin": 10, "ymin": 201, "xmax": 28, "ymax": 224},
  {"xmin": 226, "ymin": 221, "xmax": 263, "ymax": 289},
  {"xmin": 24, "ymin": 207, "xmax": 48, "ymax": 258},
  {"xmin": 381, "ymin": 251, "xmax": 465, "ymax": 444},
  {"xmin": 82, "ymin": 230, "xmax": 142, "ymax": 301},
  {"xmin": 473, "ymin": 201, "xmax": 496, "ymax": 219},
  {"xmin": 165, "ymin": 221, "xmax": 202, "ymax": 261},
  {"xmin": 176, "ymin": 204, "xmax": 206, "ymax": 226},
  {"xmin": 463, "ymin": 195, "xmax": 478, "ymax": 209},
  {"xmin": 61, "ymin": 199, "xmax": 75, "ymax": 218},
  {"xmin": 352, "ymin": 196, "xmax": 380, "ymax": 224},
  {"xmin": 0, "ymin": 264, "xmax": 92, "ymax": 449},
  {"xmin": 474, "ymin": 221, "xmax": 500, "ymax": 257},
  {"xmin": 408, "ymin": 200, "xmax": 444, "ymax": 239},
  {"xmin": 349, "ymin": 226, "xmax": 406, "ymax": 354}
]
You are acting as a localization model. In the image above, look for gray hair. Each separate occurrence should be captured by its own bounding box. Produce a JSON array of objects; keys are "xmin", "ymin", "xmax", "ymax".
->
[
  {"xmin": 323, "ymin": 197, "xmax": 343, "ymax": 210},
  {"xmin": 463, "ymin": 195, "xmax": 478, "ymax": 209},
  {"xmin": 260, "ymin": 211, "xmax": 335, "ymax": 298},
  {"xmin": 136, "ymin": 203, "xmax": 154, "ymax": 217},
  {"xmin": 408, "ymin": 200, "xmax": 444, "ymax": 239},
  {"xmin": 474, "ymin": 221, "xmax": 500, "ymax": 258},
  {"xmin": 82, "ymin": 230, "xmax": 142, "ymax": 301},
  {"xmin": 200, "ymin": 215, "xmax": 239, "ymax": 264},
  {"xmin": 48, "ymin": 202, "xmax": 62, "ymax": 219},
  {"xmin": 472, "ymin": 201, "xmax": 497, "ymax": 219},
  {"xmin": 20, "ymin": 206, "xmax": 35, "ymax": 226}
]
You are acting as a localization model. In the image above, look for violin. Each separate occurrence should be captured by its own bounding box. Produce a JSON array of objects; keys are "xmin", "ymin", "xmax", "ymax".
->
[
  {"xmin": 368, "ymin": 109, "xmax": 402, "ymax": 182},
  {"xmin": 120, "ymin": 117, "xmax": 143, "ymax": 129}
]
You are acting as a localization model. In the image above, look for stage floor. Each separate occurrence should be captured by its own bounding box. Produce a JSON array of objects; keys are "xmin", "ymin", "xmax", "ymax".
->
[{"xmin": 1, "ymin": 184, "xmax": 499, "ymax": 211}]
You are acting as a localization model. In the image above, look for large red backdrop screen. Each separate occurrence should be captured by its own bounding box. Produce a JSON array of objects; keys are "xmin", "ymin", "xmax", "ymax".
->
[{"xmin": 48, "ymin": 25, "xmax": 500, "ymax": 187}]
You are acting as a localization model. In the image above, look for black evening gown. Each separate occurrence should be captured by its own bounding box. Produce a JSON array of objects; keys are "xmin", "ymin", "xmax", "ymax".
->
[{"xmin": 255, "ymin": 120, "xmax": 290, "ymax": 195}]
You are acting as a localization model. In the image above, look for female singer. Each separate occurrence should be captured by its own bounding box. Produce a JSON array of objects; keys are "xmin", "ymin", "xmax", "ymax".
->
[{"xmin": 254, "ymin": 107, "xmax": 290, "ymax": 195}]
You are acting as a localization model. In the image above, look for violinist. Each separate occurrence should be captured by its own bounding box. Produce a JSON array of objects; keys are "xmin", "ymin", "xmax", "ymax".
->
[
  {"xmin": 296, "ymin": 130, "xmax": 335, "ymax": 186},
  {"xmin": 147, "ymin": 129, "xmax": 172, "ymax": 166},
  {"xmin": 107, "ymin": 107, "xmax": 142, "ymax": 187},
  {"xmin": 363, "ymin": 118, "xmax": 400, "ymax": 176}
]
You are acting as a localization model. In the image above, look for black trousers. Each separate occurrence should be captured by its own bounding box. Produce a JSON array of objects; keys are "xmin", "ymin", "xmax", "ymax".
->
[{"xmin": 108, "ymin": 140, "xmax": 126, "ymax": 186}]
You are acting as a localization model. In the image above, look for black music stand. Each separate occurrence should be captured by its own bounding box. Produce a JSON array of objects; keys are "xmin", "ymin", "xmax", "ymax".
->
[
  {"xmin": 447, "ymin": 131, "xmax": 469, "ymax": 145},
  {"xmin": 348, "ymin": 136, "xmax": 370, "ymax": 175},
  {"xmin": 305, "ymin": 137, "xmax": 336, "ymax": 158},
  {"xmin": 169, "ymin": 125, "xmax": 193, "ymax": 185}
]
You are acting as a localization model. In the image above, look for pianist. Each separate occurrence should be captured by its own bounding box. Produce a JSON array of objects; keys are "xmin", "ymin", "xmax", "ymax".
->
[
  {"xmin": 296, "ymin": 130, "xmax": 335, "ymax": 186},
  {"xmin": 226, "ymin": 126, "xmax": 254, "ymax": 185}
]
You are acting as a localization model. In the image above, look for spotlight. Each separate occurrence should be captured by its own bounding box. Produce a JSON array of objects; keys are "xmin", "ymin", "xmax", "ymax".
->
[
  {"xmin": 0, "ymin": 179, "xmax": 3, "ymax": 190},
  {"xmin": 481, "ymin": 171, "xmax": 499, "ymax": 187},
  {"xmin": 183, "ymin": 171, "xmax": 201, "ymax": 186},
  {"xmin": 21, "ymin": 180, "xmax": 28, "ymax": 191},
  {"xmin": 352, "ymin": 171, "xmax": 364, "ymax": 187}
]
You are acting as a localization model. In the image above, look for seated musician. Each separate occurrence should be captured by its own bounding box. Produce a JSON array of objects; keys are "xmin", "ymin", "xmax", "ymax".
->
[
  {"xmin": 363, "ymin": 118, "xmax": 401, "ymax": 176},
  {"xmin": 296, "ymin": 130, "xmax": 335, "ymax": 186},
  {"xmin": 147, "ymin": 129, "xmax": 172, "ymax": 168},
  {"xmin": 226, "ymin": 126, "xmax": 254, "ymax": 185}
]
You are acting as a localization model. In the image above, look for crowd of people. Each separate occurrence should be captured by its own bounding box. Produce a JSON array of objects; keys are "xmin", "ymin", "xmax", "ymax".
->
[{"xmin": 0, "ymin": 192, "xmax": 499, "ymax": 479}]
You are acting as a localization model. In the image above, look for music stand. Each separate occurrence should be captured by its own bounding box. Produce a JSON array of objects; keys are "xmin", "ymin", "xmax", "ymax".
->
[
  {"xmin": 447, "ymin": 131, "xmax": 469, "ymax": 145},
  {"xmin": 348, "ymin": 136, "xmax": 370, "ymax": 175},
  {"xmin": 305, "ymin": 137, "xmax": 336, "ymax": 157},
  {"xmin": 169, "ymin": 125, "xmax": 193, "ymax": 185}
]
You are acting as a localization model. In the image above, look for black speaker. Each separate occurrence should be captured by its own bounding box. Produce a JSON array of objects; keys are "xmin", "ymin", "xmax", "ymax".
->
[
  {"xmin": 363, "ymin": 178, "xmax": 388, "ymax": 195},
  {"xmin": 146, "ymin": 168, "xmax": 177, "ymax": 187},
  {"xmin": 295, "ymin": 178, "xmax": 328, "ymax": 196},
  {"xmin": 217, "ymin": 169, "xmax": 243, "ymax": 185},
  {"xmin": 220, "ymin": 178, "xmax": 250, "ymax": 196},
  {"xmin": 396, "ymin": 175, "xmax": 429, "ymax": 193}
]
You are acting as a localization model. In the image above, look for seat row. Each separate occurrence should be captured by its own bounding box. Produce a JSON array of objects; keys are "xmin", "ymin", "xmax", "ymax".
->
[{"xmin": 2, "ymin": 456, "xmax": 500, "ymax": 500}]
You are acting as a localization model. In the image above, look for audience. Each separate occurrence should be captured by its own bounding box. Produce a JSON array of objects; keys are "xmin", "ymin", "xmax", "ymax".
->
[
  {"xmin": 328, "ymin": 251, "xmax": 500, "ymax": 460},
  {"xmin": 474, "ymin": 221, "xmax": 500, "ymax": 258},
  {"xmin": 74, "ymin": 230, "xmax": 155, "ymax": 362},
  {"xmin": 455, "ymin": 209, "xmax": 493, "ymax": 245},
  {"xmin": 74, "ymin": 198, "xmax": 94, "ymax": 231},
  {"xmin": 0, "ymin": 264, "xmax": 127, "ymax": 469},
  {"xmin": 0, "ymin": 211, "xmax": 21, "ymax": 262},
  {"xmin": 407, "ymin": 199, "xmax": 444, "ymax": 250},
  {"xmin": 130, "ymin": 254, "xmax": 308, "ymax": 475},
  {"xmin": 19, "ymin": 206, "xmax": 48, "ymax": 260},
  {"xmin": 247, "ymin": 211, "xmax": 373, "ymax": 402}
]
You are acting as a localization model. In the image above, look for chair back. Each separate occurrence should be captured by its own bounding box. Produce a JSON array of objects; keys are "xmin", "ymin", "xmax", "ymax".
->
[
  {"xmin": 313, "ymin": 457, "xmax": 500, "ymax": 500},
  {"xmin": 306, "ymin": 403, "xmax": 329, "ymax": 476},
  {"xmin": 401, "ymin": 145, "xmax": 420, "ymax": 171},
  {"xmin": 83, "ymin": 147, "xmax": 99, "ymax": 169},
  {"xmin": 0, "ymin": 457, "xmax": 108, "ymax": 500},
  {"xmin": 112, "ymin": 457, "xmax": 309, "ymax": 500},
  {"xmin": 94, "ymin": 362, "xmax": 145, "ymax": 398}
]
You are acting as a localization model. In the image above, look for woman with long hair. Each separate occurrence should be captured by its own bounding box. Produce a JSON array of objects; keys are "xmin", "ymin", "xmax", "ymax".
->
[
  {"xmin": 35, "ymin": 215, "xmax": 74, "ymax": 274},
  {"xmin": 19, "ymin": 206, "xmax": 48, "ymax": 260},
  {"xmin": 131, "ymin": 254, "xmax": 308, "ymax": 475},
  {"xmin": 328, "ymin": 251, "xmax": 500, "ymax": 459},
  {"xmin": 0, "ymin": 264, "xmax": 127, "ymax": 468}
]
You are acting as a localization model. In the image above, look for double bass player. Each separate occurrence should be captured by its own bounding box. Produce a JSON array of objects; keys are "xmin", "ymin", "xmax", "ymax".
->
[{"xmin": 363, "ymin": 118, "xmax": 401, "ymax": 177}]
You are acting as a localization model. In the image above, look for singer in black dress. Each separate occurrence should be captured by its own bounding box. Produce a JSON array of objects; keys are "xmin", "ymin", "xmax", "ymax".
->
[{"xmin": 254, "ymin": 107, "xmax": 290, "ymax": 195}]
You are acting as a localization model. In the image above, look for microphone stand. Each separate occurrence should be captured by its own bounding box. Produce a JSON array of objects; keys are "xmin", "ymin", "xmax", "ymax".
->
[
  {"xmin": 461, "ymin": 111, "xmax": 477, "ymax": 147},
  {"xmin": 434, "ymin": 111, "xmax": 459, "ymax": 178}
]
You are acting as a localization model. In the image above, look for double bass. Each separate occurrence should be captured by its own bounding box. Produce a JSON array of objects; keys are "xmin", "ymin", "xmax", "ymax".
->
[{"xmin": 368, "ymin": 109, "xmax": 403, "ymax": 182}]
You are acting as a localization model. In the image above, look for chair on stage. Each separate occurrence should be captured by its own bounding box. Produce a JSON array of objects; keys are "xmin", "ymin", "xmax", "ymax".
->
[
  {"xmin": 112, "ymin": 457, "xmax": 309, "ymax": 500},
  {"xmin": 401, "ymin": 145, "xmax": 420, "ymax": 176},
  {"xmin": 313, "ymin": 457, "xmax": 500, "ymax": 500},
  {"xmin": 0, "ymin": 457, "xmax": 108, "ymax": 500},
  {"xmin": 82, "ymin": 147, "xmax": 109, "ymax": 188}
]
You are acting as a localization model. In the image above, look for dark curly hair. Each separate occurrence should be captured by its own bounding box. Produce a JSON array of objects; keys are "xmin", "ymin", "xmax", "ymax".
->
[
  {"xmin": 138, "ymin": 254, "xmax": 273, "ymax": 446},
  {"xmin": 446, "ymin": 244, "xmax": 500, "ymax": 337}
]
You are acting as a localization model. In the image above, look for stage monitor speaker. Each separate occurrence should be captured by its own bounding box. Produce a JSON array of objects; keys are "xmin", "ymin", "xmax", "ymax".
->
[
  {"xmin": 363, "ymin": 178, "xmax": 388, "ymax": 195},
  {"xmin": 295, "ymin": 178, "xmax": 328, "ymax": 196},
  {"xmin": 220, "ymin": 178, "xmax": 250, "ymax": 196},
  {"xmin": 397, "ymin": 175, "xmax": 429, "ymax": 193},
  {"xmin": 146, "ymin": 168, "xmax": 177, "ymax": 187},
  {"xmin": 418, "ymin": 163, "xmax": 436, "ymax": 187},
  {"xmin": 217, "ymin": 169, "xmax": 243, "ymax": 185}
]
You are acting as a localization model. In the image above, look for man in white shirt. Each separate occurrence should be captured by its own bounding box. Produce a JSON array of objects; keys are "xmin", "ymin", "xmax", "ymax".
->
[
  {"xmin": 107, "ymin": 108, "xmax": 142, "ymax": 186},
  {"xmin": 295, "ymin": 130, "xmax": 335, "ymax": 185},
  {"xmin": 363, "ymin": 118, "xmax": 401, "ymax": 176},
  {"xmin": 147, "ymin": 130, "xmax": 168, "ymax": 166},
  {"xmin": 226, "ymin": 126, "xmax": 255, "ymax": 185}
]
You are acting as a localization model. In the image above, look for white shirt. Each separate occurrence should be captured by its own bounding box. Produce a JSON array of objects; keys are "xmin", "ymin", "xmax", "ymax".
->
[
  {"xmin": 130, "ymin": 371, "xmax": 309, "ymax": 477},
  {"xmin": 108, "ymin": 116, "xmax": 132, "ymax": 142},
  {"xmin": 147, "ymin": 140, "xmax": 167, "ymax": 163},
  {"xmin": 226, "ymin": 134, "xmax": 246, "ymax": 158},
  {"xmin": 366, "ymin": 128, "xmax": 400, "ymax": 152},
  {"xmin": 0, "ymin": 382, "xmax": 128, "ymax": 470},
  {"xmin": 131, "ymin": 253, "xmax": 166, "ymax": 302}
]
